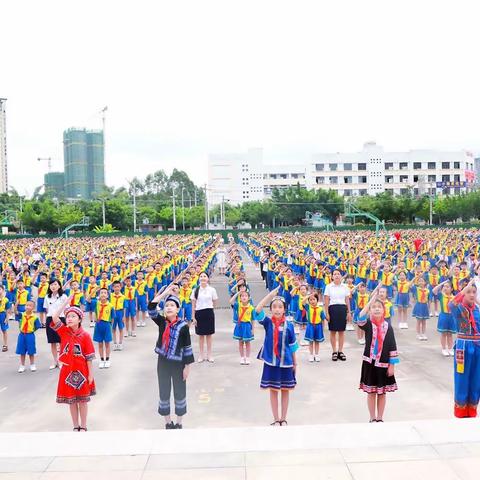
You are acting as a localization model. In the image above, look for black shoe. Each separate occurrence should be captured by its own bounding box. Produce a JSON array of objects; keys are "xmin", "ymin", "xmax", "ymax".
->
[
  {"xmin": 174, "ymin": 423, "xmax": 183, "ymax": 429},
  {"xmin": 165, "ymin": 421, "xmax": 175, "ymax": 430},
  {"xmin": 332, "ymin": 352, "xmax": 338, "ymax": 361},
  {"xmin": 338, "ymin": 352, "xmax": 347, "ymax": 361}
]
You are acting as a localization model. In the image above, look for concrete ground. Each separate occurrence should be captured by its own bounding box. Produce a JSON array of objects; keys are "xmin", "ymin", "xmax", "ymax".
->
[{"xmin": 0, "ymin": 249, "xmax": 457, "ymax": 432}]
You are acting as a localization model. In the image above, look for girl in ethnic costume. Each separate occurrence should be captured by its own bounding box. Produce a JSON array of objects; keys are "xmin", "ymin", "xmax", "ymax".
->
[
  {"xmin": 357, "ymin": 286, "xmax": 399, "ymax": 423},
  {"xmin": 51, "ymin": 295, "xmax": 96, "ymax": 431},
  {"xmin": 148, "ymin": 286, "xmax": 194, "ymax": 430},
  {"xmin": 255, "ymin": 287, "xmax": 299, "ymax": 426}
]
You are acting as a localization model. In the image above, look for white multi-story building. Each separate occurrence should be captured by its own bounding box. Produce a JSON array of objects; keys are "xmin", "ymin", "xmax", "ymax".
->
[
  {"xmin": 208, "ymin": 149, "xmax": 306, "ymax": 205},
  {"xmin": 0, "ymin": 99, "xmax": 8, "ymax": 194},
  {"xmin": 307, "ymin": 142, "xmax": 476, "ymax": 197}
]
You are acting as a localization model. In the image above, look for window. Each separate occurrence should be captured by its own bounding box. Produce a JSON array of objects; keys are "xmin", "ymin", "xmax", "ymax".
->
[
  {"xmin": 315, "ymin": 164, "xmax": 324, "ymax": 171},
  {"xmin": 454, "ymin": 162, "xmax": 460, "ymax": 169},
  {"xmin": 385, "ymin": 188, "xmax": 394, "ymax": 195},
  {"xmin": 359, "ymin": 189, "xmax": 367, "ymax": 196},
  {"xmin": 291, "ymin": 173, "xmax": 298, "ymax": 179},
  {"xmin": 358, "ymin": 163, "xmax": 367, "ymax": 170},
  {"xmin": 442, "ymin": 174, "xmax": 450, "ymax": 182},
  {"xmin": 413, "ymin": 162, "xmax": 422, "ymax": 169},
  {"xmin": 330, "ymin": 176, "xmax": 338, "ymax": 184},
  {"xmin": 280, "ymin": 174, "xmax": 287, "ymax": 179},
  {"xmin": 329, "ymin": 163, "xmax": 338, "ymax": 171},
  {"xmin": 442, "ymin": 162, "xmax": 450, "ymax": 169},
  {"xmin": 385, "ymin": 175, "xmax": 394, "ymax": 183},
  {"xmin": 414, "ymin": 188, "xmax": 419, "ymax": 195},
  {"xmin": 400, "ymin": 162, "xmax": 408, "ymax": 170},
  {"xmin": 428, "ymin": 162, "xmax": 435, "ymax": 169},
  {"xmin": 454, "ymin": 174, "xmax": 460, "ymax": 182},
  {"xmin": 316, "ymin": 177, "xmax": 324, "ymax": 184},
  {"xmin": 385, "ymin": 162, "xmax": 394, "ymax": 170},
  {"xmin": 413, "ymin": 175, "xmax": 419, "ymax": 182},
  {"xmin": 359, "ymin": 176, "xmax": 367, "ymax": 183},
  {"xmin": 269, "ymin": 174, "xmax": 277, "ymax": 179},
  {"xmin": 400, "ymin": 188, "xmax": 408, "ymax": 195},
  {"xmin": 344, "ymin": 176, "xmax": 352, "ymax": 184},
  {"xmin": 428, "ymin": 175, "xmax": 436, "ymax": 182},
  {"xmin": 344, "ymin": 189, "xmax": 352, "ymax": 196},
  {"xmin": 344, "ymin": 163, "xmax": 352, "ymax": 171},
  {"xmin": 400, "ymin": 175, "xmax": 409, "ymax": 183}
]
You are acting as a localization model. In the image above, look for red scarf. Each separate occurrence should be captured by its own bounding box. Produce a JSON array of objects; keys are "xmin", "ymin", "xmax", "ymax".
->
[
  {"xmin": 371, "ymin": 309, "xmax": 386, "ymax": 358},
  {"xmin": 272, "ymin": 315, "xmax": 286, "ymax": 357},
  {"xmin": 463, "ymin": 301, "xmax": 479, "ymax": 336},
  {"xmin": 162, "ymin": 316, "xmax": 178, "ymax": 349}
]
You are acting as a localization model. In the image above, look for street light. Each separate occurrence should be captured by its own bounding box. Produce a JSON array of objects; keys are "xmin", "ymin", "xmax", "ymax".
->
[{"xmin": 181, "ymin": 187, "xmax": 186, "ymax": 231}]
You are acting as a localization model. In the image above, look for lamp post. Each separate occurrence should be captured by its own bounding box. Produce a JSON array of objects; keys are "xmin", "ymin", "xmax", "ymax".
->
[
  {"xmin": 172, "ymin": 187, "xmax": 176, "ymax": 231},
  {"xmin": 181, "ymin": 187, "xmax": 186, "ymax": 231}
]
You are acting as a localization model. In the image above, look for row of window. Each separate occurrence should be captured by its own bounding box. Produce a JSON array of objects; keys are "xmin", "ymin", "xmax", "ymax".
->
[
  {"xmin": 315, "ymin": 161, "xmax": 466, "ymax": 171},
  {"xmin": 264, "ymin": 173, "xmax": 305, "ymax": 180},
  {"xmin": 327, "ymin": 187, "xmax": 463, "ymax": 197},
  {"xmin": 316, "ymin": 174, "xmax": 462, "ymax": 185}
]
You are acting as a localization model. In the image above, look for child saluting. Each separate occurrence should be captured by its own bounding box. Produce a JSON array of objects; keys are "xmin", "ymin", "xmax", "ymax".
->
[{"xmin": 51, "ymin": 294, "xmax": 96, "ymax": 431}]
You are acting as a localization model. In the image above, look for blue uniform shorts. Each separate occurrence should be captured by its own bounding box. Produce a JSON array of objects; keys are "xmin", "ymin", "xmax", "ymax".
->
[
  {"xmin": 124, "ymin": 299, "xmax": 136, "ymax": 317},
  {"xmin": 0, "ymin": 312, "xmax": 8, "ymax": 332},
  {"xmin": 16, "ymin": 332, "xmax": 36, "ymax": 355},
  {"xmin": 93, "ymin": 320, "xmax": 113, "ymax": 343},
  {"xmin": 137, "ymin": 295, "xmax": 147, "ymax": 312},
  {"xmin": 112, "ymin": 309, "xmax": 125, "ymax": 330}
]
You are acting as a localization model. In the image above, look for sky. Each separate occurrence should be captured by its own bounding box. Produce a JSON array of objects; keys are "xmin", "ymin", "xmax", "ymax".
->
[{"xmin": 2, "ymin": 0, "xmax": 480, "ymax": 196}]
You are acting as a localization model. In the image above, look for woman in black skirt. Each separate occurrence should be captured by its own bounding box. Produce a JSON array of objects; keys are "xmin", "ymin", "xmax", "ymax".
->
[
  {"xmin": 191, "ymin": 272, "xmax": 218, "ymax": 363},
  {"xmin": 44, "ymin": 279, "xmax": 67, "ymax": 370},
  {"xmin": 357, "ymin": 288, "xmax": 399, "ymax": 423},
  {"xmin": 323, "ymin": 270, "xmax": 351, "ymax": 361}
]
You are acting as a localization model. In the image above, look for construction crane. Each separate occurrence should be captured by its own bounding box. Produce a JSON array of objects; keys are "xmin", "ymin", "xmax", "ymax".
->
[{"xmin": 37, "ymin": 157, "xmax": 52, "ymax": 172}]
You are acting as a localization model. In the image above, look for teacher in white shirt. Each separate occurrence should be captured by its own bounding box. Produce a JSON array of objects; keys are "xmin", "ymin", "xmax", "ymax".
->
[
  {"xmin": 191, "ymin": 272, "xmax": 218, "ymax": 363},
  {"xmin": 323, "ymin": 269, "xmax": 352, "ymax": 362}
]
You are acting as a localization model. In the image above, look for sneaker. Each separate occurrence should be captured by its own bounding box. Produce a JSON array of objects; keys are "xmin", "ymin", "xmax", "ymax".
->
[
  {"xmin": 442, "ymin": 349, "xmax": 450, "ymax": 357},
  {"xmin": 141, "ymin": 321, "xmax": 146, "ymax": 327},
  {"xmin": 90, "ymin": 321, "xmax": 95, "ymax": 328},
  {"xmin": 245, "ymin": 357, "xmax": 251, "ymax": 365},
  {"xmin": 240, "ymin": 357, "xmax": 246, "ymax": 365},
  {"xmin": 99, "ymin": 361, "xmax": 105, "ymax": 369},
  {"xmin": 104, "ymin": 360, "xmax": 111, "ymax": 368},
  {"xmin": 18, "ymin": 365, "xmax": 25, "ymax": 373},
  {"xmin": 30, "ymin": 364, "xmax": 37, "ymax": 372},
  {"xmin": 197, "ymin": 357, "xmax": 205, "ymax": 363},
  {"xmin": 300, "ymin": 339, "xmax": 309, "ymax": 346},
  {"xmin": 2, "ymin": 345, "xmax": 8, "ymax": 352},
  {"xmin": 165, "ymin": 421, "xmax": 175, "ymax": 430},
  {"xmin": 314, "ymin": 355, "xmax": 321, "ymax": 362},
  {"xmin": 417, "ymin": 334, "xmax": 423, "ymax": 340},
  {"xmin": 123, "ymin": 332, "xmax": 129, "ymax": 338},
  {"xmin": 309, "ymin": 354, "xmax": 314, "ymax": 362},
  {"xmin": 430, "ymin": 313, "xmax": 434, "ymax": 317},
  {"xmin": 358, "ymin": 338, "xmax": 366, "ymax": 345},
  {"xmin": 435, "ymin": 312, "xmax": 439, "ymax": 317},
  {"xmin": 136, "ymin": 322, "xmax": 141, "ymax": 327},
  {"xmin": 346, "ymin": 324, "xmax": 355, "ymax": 331},
  {"xmin": 174, "ymin": 423, "xmax": 183, "ymax": 429},
  {"xmin": 206, "ymin": 357, "xmax": 215, "ymax": 363},
  {"xmin": 112, "ymin": 344, "xmax": 118, "ymax": 351},
  {"xmin": 49, "ymin": 363, "xmax": 59, "ymax": 370},
  {"xmin": 118, "ymin": 344, "xmax": 124, "ymax": 351},
  {"xmin": 449, "ymin": 349, "xmax": 455, "ymax": 356},
  {"xmin": 422, "ymin": 335, "xmax": 428, "ymax": 341},
  {"xmin": 131, "ymin": 331, "xmax": 137, "ymax": 337}
]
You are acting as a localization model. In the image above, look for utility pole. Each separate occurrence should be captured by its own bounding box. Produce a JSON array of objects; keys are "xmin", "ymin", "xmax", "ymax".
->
[
  {"xmin": 221, "ymin": 195, "xmax": 225, "ymax": 229},
  {"xmin": 181, "ymin": 187, "xmax": 185, "ymax": 231},
  {"xmin": 132, "ymin": 184, "xmax": 137, "ymax": 232},
  {"xmin": 100, "ymin": 106, "xmax": 107, "ymax": 185},
  {"xmin": 173, "ymin": 188, "xmax": 177, "ymax": 231},
  {"xmin": 102, "ymin": 198, "xmax": 106, "ymax": 227},
  {"xmin": 204, "ymin": 184, "xmax": 208, "ymax": 230},
  {"xmin": 194, "ymin": 190, "xmax": 197, "ymax": 207},
  {"xmin": 429, "ymin": 183, "xmax": 433, "ymax": 226}
]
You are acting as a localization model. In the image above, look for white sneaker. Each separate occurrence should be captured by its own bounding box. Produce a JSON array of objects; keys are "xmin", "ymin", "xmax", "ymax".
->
[
  {"xmin": 123, "ymin": 332, "xmax": 129, "ymax": 338},
  {"xmin": 119, "ymin": 344, "xmax": 124, "ymax": 351},
  {"xmin": 417, "ymin": 334, "xmax": 423, "ymax": 340},
  {"xmin": 435, "ymin": 312, "xmax": 439, "ymax": 317},
  {"xmin": 90, "ymin": 321, "xmax": 95, "ymax": 328},
  {"xmin": 442, "ymin": 349, "xmax": 450, "ymax": 357},
  {"xmin": 346, "ymin": 324, "xmax": 355, "ymax": 331},
  {"xmin": 240, "ymin": 357, "xmax": 246, "ymax": 365},
  {"xmin": 141, "ymin": 321, "xmax": 146, "ymax": 327},
  {"xmin": 99, "ymin": 361, "xmax": 105, "ymax": 369},
  {"xmin": 358, "ymin": 338, "xmax": 366, "ymax": 345},
  {"xmin": 18, "ymin": 365, "xmax": 25, "ymax": 373},
  {"xmin": 49, "ymin": 363, "xmax": 59, "ymax": 370},
  {"xmin": 430, "ymin": 313, "xmax": 434, "ymax": 317},
  {"xmin": 245, "ymin": 357, "xmax": 251, "ymax": 365},
  {"xmin": 30, "ymin": 364, "xmax": 37, "ymax": 372},
  {"xmin": 449, "ymin": 349, "xmax": 455, "ymax": 356},
  {"xmin": 131, "ymin": 331, "xmax": 137, "ymax": 337},
  {"xmin": 309, "ymin": 354, "xmax": 314, "ymax": 362},
  {"xmin": 422, "ymin": 335, "xmax": 428, "ymax": 341},
  {"xmin": 403, "ymin": 323, "xmax": 409, "ymax": 329},
  {"xmin": 197, "ymin": 357, "xmax": 205, "ymax": 363},
  {"xmin": 300, "ymin": 339, "xmax": 309, "ymax": 346},
  {"xmin": 314, "ymin": 355, "xmax": 321, "ymax": 362},
  {"xmin": 112, "ymin": 344, "xmax": 117, "ymax": 351},
  {"xmin": 206, "ymin": 357, "xmax": 215, "ymax": 363},
  {"xmin": 136, "ymin": 322, "xmax": 141, "ymax": 327},
  {"xmin": 104, "ymin": 360, "xmax": 111, "ymax": 368}
]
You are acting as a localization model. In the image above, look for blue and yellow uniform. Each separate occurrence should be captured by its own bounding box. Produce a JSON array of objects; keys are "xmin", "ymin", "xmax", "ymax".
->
[
  {"xmin": 233, "ymin": 303, "xmax": 255, "ymax": 342},
  {"xmin": 0, "ymin": 296, "xmax": 10, "ymax": 332},
  {"xmin": 93, "ymin": 300, "xmax": 113, "ymax": 343},
  {"xmin": 110, "ymin": 292, "xmax": 125, "ymax": 330},
  {"xmin": 15, "ymin": 312, "xmax": 41, "ymax": 355}
]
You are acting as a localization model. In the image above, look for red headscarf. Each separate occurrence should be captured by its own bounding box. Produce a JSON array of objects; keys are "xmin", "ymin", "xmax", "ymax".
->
[
  {"xmin": 370, "ymin": 302, "xmax": 387, "ymax": 357},
  {"xmin": 272, "ymin": 315, "xmax": 286, "ymax": 357},
  {"xmin": 162, "ymin": 317, "xmax": 178, "ymax": 349}
]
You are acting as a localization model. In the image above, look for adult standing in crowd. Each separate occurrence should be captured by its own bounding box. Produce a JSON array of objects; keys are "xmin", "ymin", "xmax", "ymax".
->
[
  {"xmin": 323, "ymin": 269, "xmax": 352, "ymax": 362},
  {"xmin": 191, "ymin": 272, "xmax": 218, "ymax": 363},
  {"xmin": 216, "ymin": 240, "xmax": 227, "ymax": 275},
  {"xmin": 44, "ymin": 279, "xmax": 68, "ymax": 370}
]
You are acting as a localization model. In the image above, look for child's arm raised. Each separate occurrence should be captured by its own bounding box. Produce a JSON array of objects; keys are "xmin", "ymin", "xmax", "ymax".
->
[{"xmin": 255, "ymin": 286, "xmax": 280, "ymax": 314}]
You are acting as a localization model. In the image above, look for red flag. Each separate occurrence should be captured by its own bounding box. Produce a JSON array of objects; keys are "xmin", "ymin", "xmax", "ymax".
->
[
  {"xmin": 394, "ymin": 232, "xmax": 401, "ymax": 241},
  {"xmin": 413, "ymin": 238, "xmax": 423, "ymax": 252}
]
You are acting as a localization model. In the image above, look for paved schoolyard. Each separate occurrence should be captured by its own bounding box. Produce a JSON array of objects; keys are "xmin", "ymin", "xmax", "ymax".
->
[{"xmin": 0, "ymin": 250, "xmax": 457, "ymax": 432}]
